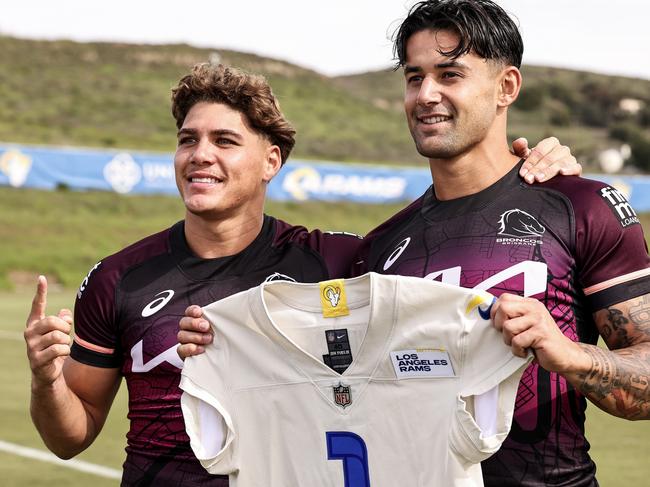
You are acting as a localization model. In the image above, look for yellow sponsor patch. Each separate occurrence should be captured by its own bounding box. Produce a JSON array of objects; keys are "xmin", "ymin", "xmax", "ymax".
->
[{"xmin": 320, "ymin": 279, "xmax": 350, "ymax": 318}]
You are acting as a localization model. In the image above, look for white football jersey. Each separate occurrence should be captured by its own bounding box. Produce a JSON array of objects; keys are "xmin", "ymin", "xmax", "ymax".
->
[{"xmin": 180, "ymin": 273, "xmax": 531, "ymax": 487}]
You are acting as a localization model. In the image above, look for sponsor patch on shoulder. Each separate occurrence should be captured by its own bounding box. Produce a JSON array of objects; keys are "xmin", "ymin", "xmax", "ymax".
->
[
  {"xmin": 598, "ymin": 186, "xmax": 640, "ymax": 228},
  {"xmin": 390, "ymin": 349, "xmax": 455, "ymax": 378}
]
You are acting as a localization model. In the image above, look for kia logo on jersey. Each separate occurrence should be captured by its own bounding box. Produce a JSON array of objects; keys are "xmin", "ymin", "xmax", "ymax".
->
[
  {"xmin": 141, "ymin": 290, "xmax": 175, "ymax": 317},
  {"xmin": 383, "ymin": 237, "xmax": 411, "ymax": 271}
]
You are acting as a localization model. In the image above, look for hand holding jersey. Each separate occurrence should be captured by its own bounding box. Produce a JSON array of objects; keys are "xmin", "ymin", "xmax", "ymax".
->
[
  {"xmin": 491, "ymin": 294, "xmax": 591, "ymax": 373},
  {"xmin": 178, "ymin": 305, "xmax": 213, "ymax": 358},
  {"xmin": 180, "ymin": 273, "xmax": 532, "ymax": 486}
]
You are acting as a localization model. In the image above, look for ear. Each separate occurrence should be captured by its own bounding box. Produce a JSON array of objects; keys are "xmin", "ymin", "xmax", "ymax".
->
[
  {"xmin": 497, "ymin": 66, "xmax": 522, "ymax": 108},
  {"xmin": 262, "ymin": 145, "xmax": 282, "ymax": 183}
]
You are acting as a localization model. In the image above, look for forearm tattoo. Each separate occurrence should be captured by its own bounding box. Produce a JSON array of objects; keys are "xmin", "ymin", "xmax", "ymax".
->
[
  {"xmin": 578, "ymin": 297, "xmax": 650, "ymax": 419},
  {"xmin": 578, "ymin": 343, "xmax": 650, "ymax": 419}
]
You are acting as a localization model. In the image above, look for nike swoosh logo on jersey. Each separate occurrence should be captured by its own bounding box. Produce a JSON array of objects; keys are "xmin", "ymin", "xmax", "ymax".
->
[
  {"xmin": 141, "ymin": 290, "xmax": 175, "ymax": 317},
  {"xmin": 383, "ymin": 237, "xmax": 411, "ymax": 271}
]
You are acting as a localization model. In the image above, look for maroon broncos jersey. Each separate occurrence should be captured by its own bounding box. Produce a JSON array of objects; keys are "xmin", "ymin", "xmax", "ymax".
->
[
  {"xmin": 71, "ymin": 215, "xmax": 361, "ymax": 486},
  {"xmin": 354, "ymin": 163, "xmax": 650, "ymax": 487}
]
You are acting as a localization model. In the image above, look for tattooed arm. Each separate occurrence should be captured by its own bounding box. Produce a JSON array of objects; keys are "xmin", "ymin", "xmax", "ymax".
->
[
  {"xmin": 576, "ymin": 295, "xmax": 650, "ymax": 420},
  {"xmin": 492, "ymin": 293, "xmax": 650, "ymax": 420}
]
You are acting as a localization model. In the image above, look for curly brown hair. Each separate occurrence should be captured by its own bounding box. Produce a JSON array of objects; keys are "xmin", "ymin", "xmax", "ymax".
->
[{"xmin": 171, "ymin": 63, "xmax": 296, "ymax": 165}]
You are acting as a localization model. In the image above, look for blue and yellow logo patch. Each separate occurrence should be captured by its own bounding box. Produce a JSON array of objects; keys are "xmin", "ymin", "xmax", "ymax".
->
[{"xmin": 465, "ymin": 292, "xmax": 496, "ymax": 320}]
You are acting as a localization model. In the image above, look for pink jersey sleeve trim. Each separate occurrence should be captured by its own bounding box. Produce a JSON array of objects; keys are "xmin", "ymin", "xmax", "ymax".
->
[
  {"xmin": 584, "ymin": 268, "xmax": 650, "ymax": 296},
  {"xmin": 74, "ymin": 335, "xmax": 115, "ymax": 355}
]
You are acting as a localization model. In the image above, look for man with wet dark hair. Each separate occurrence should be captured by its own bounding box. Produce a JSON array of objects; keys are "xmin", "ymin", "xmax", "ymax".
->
[{"xmin": 355, "ymin": 1, "xmax": 650, "ymax": 486}]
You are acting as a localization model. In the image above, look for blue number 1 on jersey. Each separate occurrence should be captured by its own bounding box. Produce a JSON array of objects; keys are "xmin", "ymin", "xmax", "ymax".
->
[{"xmin": 326, "ymin": 431, "xmax": 371, "ymax": 487}]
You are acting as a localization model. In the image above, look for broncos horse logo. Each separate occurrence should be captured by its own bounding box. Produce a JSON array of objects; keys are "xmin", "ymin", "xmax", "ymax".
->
[{"xmin": 498, "ymin": 209, "xmax": 546, "ymax": 238}]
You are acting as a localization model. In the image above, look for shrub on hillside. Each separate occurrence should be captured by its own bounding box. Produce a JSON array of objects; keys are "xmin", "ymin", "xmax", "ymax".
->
[{"xmin": 610, "ymin": 123, "xmax": 650, "ymax": 172}]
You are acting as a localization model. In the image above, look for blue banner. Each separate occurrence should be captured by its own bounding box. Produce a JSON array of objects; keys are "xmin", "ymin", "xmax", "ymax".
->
[
  {"xmin": 0, "ymin": 144, "xmax": 176, "ymax": 194},
  {"xmin": 268, "ymin": 161, "xmax": 429, "ymax": 203},
  {"xmin": 1, "ymin": 143, "xmax": 650, "ymax": 210}
]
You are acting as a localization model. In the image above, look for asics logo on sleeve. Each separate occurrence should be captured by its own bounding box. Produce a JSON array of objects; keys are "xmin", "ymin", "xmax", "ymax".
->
[
  {"xmin": 383, "ymin": 237, "xmax": 411, "ymax": 271},
  {"xmin": 141, "ymin": 290, "xmax": 175, "ymax": 317}
]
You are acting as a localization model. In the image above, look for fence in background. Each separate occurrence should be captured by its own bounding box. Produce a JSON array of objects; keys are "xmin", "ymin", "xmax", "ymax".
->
[{"xmin": 2, "ymin": 143, "xmax": 650, "ymax": 210}]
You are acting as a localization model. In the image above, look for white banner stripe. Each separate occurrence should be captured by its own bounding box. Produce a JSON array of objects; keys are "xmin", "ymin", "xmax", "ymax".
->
[{"xmin": 0, "ymin": 440, "xmax": 122, "ymax": 479}]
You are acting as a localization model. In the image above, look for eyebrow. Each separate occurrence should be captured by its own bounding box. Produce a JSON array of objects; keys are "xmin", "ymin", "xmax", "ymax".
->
[
  {"xmin": 176, "ymin": 128, "xmax": 243, "ymax": 139},
  {"xmin": 403, "ymin": 60, "xmax": 471, "ymax": 74},
  {"xmin": 436, "ymin": 60, "xmax": 470, "ymax": 70}
]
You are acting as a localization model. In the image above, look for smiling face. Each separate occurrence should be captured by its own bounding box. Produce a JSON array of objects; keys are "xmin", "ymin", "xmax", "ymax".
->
[
  {"xmin": 174, "ymin": 101, "xmax": 281, "ymax": 221},
  {"xmin": 403, "ymin": 29, "xmax": 503, "ymax": 160}
]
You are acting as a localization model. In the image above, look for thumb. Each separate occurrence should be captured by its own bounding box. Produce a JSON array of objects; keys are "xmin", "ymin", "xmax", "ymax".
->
[
  {"xmin": 58, "ymin": 308, "xmax": 74, "ymax": 326},
  {"xmin": 511, "ymin": 137, "xmax": 531, "ymax": 157},
  {"xmin": 27, "ymin": 275, "xmax": 48, "ymax": 327}
]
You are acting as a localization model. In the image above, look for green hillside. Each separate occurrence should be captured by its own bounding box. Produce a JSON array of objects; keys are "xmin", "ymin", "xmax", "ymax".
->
[
  {"xmin": 2, "ymin": 36, "xmax": 649, "ymax": 167},
  {"xmin": 0, "ymin": 36, "xmax": 416, "ymax": 165}
]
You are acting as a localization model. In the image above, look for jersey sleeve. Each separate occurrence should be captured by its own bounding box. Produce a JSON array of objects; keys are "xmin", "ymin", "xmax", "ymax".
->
[
  {"xmin": 71, "ymin": 260, "xmax": 122, "ymax": 368},
  {"xmin": 180, "ymin": 317, "xmax": 237, "ymax": 475},
  {"xmin": 274, "ymin": 219, "xmax": 363, "ymax": 279},
  {"xmin": 565, "ymin": 179, "xmax": 650, "ymax": 310},
  {"xmin": 450, "ymin": 292, "xmax": 532, "ymax": 465},
  {"xmin": 71, "ymin": 228, "xmax": 171, "ymax": 368}
]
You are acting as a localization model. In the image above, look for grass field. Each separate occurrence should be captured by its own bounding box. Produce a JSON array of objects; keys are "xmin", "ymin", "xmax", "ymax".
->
[{"xmin": 0, "ymin": 187, "xmax": 407, "ymax": 290}]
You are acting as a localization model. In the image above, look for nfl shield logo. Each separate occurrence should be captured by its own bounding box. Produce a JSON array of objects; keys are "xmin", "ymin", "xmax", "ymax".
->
[{"xmin": 333, "ymin": 382, "xmax": 352, "ymax": 408}]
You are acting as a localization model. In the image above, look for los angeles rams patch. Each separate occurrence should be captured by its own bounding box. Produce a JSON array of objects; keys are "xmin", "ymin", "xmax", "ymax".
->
[{"xmin": 390, "ymin": 349, "xmax": 455, "ymax": 378}]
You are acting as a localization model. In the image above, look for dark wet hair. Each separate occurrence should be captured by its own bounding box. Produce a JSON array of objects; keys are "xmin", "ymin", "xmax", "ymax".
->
[{"xmin": 392, "ymin": 0, "xmax": 523, "ymax": 68}]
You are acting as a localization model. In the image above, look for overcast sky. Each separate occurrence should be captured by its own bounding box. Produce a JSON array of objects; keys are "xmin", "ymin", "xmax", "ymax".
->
[{"xmin": 1, "ymin": 0, "xmax": 648, "ymax": 80}]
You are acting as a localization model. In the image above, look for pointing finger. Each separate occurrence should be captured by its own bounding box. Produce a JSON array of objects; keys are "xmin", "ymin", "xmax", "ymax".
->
[{"xmin": 27, "ymin": 275, "xmax": 48, "ymax": 328}]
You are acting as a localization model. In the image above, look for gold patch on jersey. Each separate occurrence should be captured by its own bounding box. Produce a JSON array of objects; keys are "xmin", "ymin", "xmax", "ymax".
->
[{"xmin": 320, "ymin": 279, "xmax": 350, "ymax": 318}]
